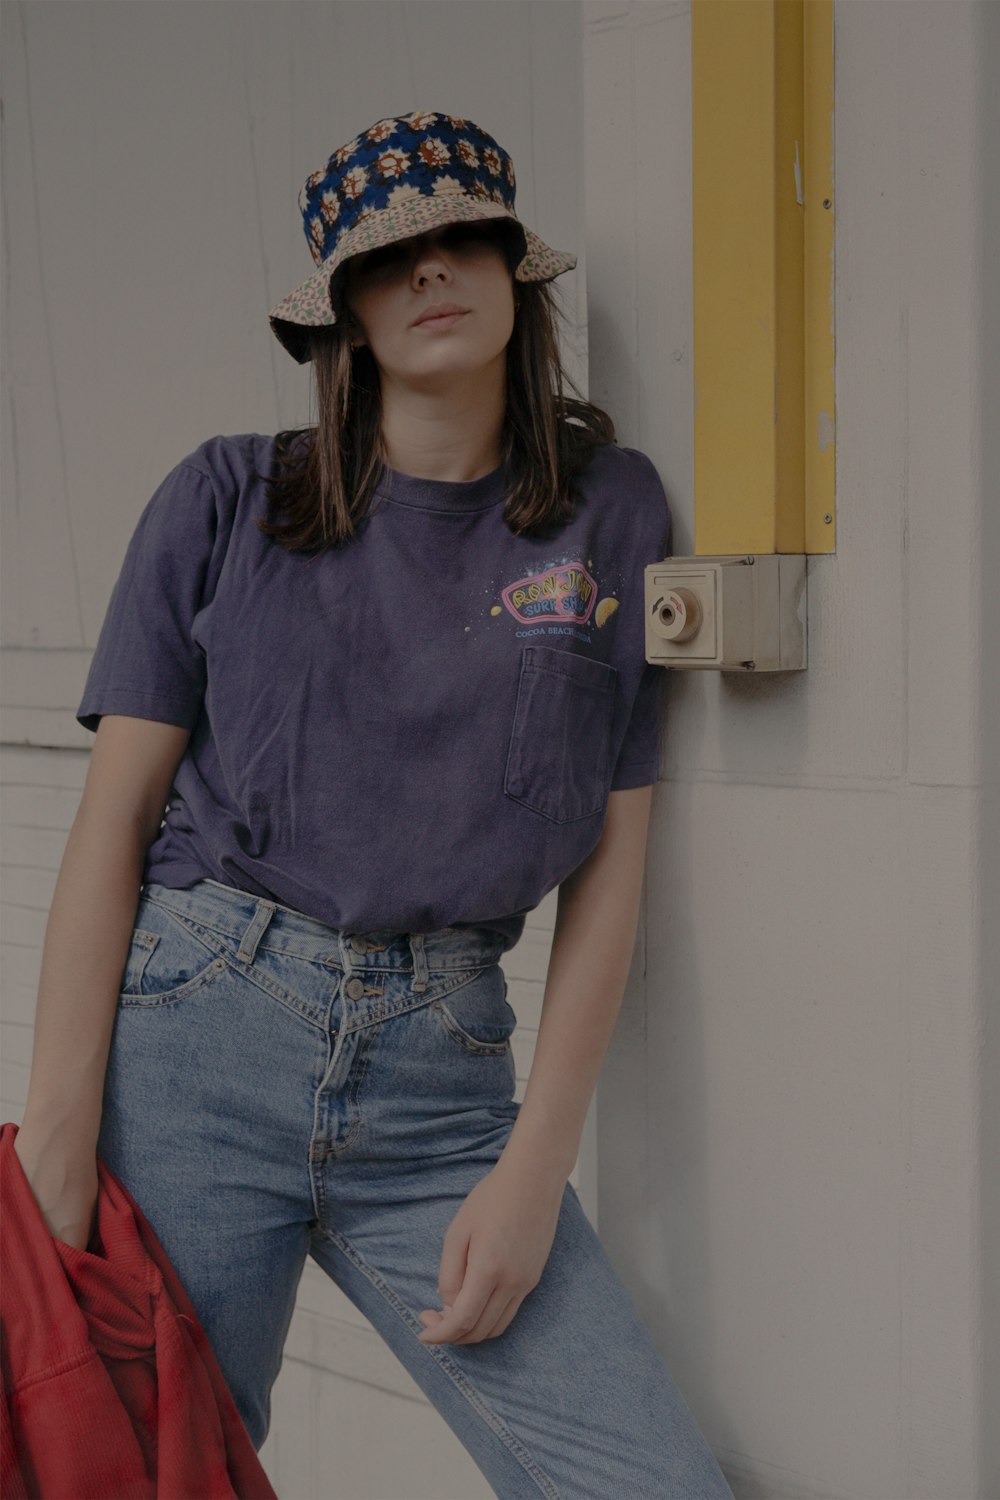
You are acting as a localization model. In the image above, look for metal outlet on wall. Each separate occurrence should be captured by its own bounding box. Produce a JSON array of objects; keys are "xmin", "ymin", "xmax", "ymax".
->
[{"xmin": 644, "ymin": 555, "xmax": 807, "ymax": 672}]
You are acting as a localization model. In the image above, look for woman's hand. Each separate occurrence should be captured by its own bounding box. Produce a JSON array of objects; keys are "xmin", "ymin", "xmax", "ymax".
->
[
  {"xmin": 12, "ymin": 1122, "xmax": 99, "ymax": 1253},
  {"xmin": 417, "ymin": 1154, "xmax": 567, "ymax": 1345}
]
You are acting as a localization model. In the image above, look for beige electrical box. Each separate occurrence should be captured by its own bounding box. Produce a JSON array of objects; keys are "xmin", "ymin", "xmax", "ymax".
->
[{"xmin": 645, "ymin": 554, "xmax": 807, "ymax": 672}]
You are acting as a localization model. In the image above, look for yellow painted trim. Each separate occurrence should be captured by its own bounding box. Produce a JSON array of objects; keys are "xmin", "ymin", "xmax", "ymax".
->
[
  {"xmin": 804, "ymin": 0, "xmax": 836, "ymax": 553},
  {"xmin": 692, "ymin": 0, "xmax": 835, "ymax": 555}
]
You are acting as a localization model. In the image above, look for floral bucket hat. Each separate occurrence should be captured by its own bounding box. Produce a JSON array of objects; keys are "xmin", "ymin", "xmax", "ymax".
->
[{"xmin": 267, "ymin": 109, "xmax": 577, "ymax": 364}]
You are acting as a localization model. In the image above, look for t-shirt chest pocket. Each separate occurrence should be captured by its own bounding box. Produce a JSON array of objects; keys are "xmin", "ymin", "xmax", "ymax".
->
[{"xmin": 503, "ymin": 645, "xmax": 619, "ymax": 824}]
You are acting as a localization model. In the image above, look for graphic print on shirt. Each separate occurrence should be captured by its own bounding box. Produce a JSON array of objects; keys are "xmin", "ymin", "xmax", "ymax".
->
[{"xmin": 488, "ymin": 555, "xmax": 622, "ymax": 647}]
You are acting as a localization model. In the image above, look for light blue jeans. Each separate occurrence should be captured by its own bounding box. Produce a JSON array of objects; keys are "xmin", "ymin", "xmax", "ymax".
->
[{"xmin": 96, "ymin": 877, "xmax": 734, "ymax": 1499}]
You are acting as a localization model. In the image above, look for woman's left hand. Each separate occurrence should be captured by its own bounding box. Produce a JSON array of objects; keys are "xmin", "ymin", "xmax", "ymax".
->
[{"xmin": 417, "ymin": 1154, "xmax": 567, "ymax": 1345}]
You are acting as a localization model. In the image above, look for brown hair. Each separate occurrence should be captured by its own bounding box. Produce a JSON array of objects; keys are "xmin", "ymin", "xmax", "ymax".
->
[{"xmin": 254, "ymin": 223, "xmax": 617, "ymax": 554}]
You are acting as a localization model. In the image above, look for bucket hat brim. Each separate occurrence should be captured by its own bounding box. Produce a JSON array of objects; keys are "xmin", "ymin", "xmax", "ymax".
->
[{"xmin": 268, "ymin": 192, "xmax": 576, "ymax": 365}]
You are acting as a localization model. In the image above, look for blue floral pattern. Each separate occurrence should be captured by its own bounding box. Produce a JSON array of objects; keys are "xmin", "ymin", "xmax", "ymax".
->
[{"xmin": 268, "ymin": 110, "xmax": 576, "ymax": 363}]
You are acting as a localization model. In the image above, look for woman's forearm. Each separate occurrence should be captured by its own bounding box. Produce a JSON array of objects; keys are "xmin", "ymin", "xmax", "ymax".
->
[
  {"xmin": 498, "ymin": 785, "xmax": 655, "ymax": 1181},
  {"xmin": 19, "ymin": 803, "xmax": 148, "ymax": 1147}
]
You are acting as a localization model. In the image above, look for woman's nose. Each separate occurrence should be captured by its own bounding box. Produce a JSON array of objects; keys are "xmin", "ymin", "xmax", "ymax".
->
[{"xmin": 412, "ymin": 248, "xmax": 451, "ymax": 282}]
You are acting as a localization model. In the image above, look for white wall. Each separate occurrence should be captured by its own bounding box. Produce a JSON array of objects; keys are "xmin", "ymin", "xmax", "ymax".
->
[
  {"xmin": 584, "ymin": 2, "xmax": 998, "ymax": 1497},
  {"xmin": 979, "ymin": 6, "xmax": 1000, "ymax": 1490}
]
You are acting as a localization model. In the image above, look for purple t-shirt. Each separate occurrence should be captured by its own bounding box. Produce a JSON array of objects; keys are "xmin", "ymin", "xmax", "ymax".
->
[{"xmin": 77, "ymin": 433, "xmax": 672, "ymax": 951}]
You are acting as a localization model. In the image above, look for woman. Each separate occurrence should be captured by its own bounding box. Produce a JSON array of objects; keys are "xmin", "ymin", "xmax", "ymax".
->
[{"xmin": 14, "ymin": 111, "xmax": 733, "ymax": 1498}]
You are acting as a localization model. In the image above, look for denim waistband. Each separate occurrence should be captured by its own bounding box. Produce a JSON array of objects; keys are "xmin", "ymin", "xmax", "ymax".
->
[{"xmin": 139, "ymin": 878, "xmax": 506, "ymax": 988}]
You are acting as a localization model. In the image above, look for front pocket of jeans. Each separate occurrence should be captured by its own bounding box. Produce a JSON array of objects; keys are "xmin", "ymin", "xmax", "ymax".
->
[
  {"xmin": 430, "ymin": 966, "xmax": 517, "ymax": 1056},
  {"xmin": 503, "ymin": 646, "xmax": 618, "ymax": 823},
  {"xmin": 118, "ymin": 898, "xmax": 228, "ymax": 1007}
]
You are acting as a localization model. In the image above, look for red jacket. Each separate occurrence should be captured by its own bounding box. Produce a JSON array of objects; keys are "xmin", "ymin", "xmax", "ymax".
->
[{"xmin": 0, "ymin": 1122, "xmax": 278, "ymax": 1499}]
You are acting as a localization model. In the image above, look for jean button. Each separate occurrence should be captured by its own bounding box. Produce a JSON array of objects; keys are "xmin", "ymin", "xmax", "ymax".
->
[
  {"xmin": 350, "ymin": 935, "xmax": 368, "ymax": 955},
  {"xmin": 345, "ymin": 976, "xmax": 366, "ymax": 1000}
]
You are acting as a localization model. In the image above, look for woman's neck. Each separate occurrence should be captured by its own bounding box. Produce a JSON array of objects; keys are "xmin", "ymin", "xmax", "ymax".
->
[{"xmin": 377, "ymin": 367, "xmax": 506, "ymax": 482}]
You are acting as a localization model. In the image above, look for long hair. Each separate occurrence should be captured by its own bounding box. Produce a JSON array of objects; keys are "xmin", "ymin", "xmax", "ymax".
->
[{"xmin": 255, "ymin": 224, "xmax": 617, "ymax": 554}]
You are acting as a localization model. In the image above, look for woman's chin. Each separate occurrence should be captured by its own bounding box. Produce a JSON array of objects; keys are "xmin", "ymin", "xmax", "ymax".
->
[{"xmin": 403, "ymin": 357, "xmax": 493, "ymax": 388}]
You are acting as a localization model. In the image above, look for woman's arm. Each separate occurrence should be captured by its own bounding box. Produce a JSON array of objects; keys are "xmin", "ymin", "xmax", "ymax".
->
[
  {"xmin": 14, "ymin": 715, "xmax": 190, "ymax": 1249},
  {"xmin": 416, "ymin": 784, "xmax": 656, "ymax": 1344},
  {"xmin": 498, "ymin": 782, "xmax": 656, "ymax": 1183},
  {"xmin": 20, "ymin": 715, "xmax": 191, "ymax": 1139}
]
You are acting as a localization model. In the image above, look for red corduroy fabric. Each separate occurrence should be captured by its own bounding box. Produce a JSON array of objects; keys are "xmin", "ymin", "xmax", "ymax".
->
[{"xmin": 0, "ymin": 1122, "xmax": 278, "ymax": 1500}]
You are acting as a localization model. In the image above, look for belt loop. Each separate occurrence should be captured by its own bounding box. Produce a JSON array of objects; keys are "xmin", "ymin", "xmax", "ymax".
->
[
  {"xmin": 408, "ymin": 932, "xmax": 429, "ymax": 993},
  {"xmin": 237, "ymin": 898, "xmax": 277, "ymax": 965}
]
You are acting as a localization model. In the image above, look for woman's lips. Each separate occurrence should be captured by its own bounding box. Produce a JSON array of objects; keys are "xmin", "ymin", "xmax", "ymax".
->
[{"xmin": 414, "ymin": 310, "xmax": 469, "ymax": 329}]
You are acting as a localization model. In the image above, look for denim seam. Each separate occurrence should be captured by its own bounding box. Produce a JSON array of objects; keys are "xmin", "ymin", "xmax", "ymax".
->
[
  {"xmin": 311, "ymin": 1223, "xmax": 562, "ymax": 1499},
  {"xmin": 338, "ymin": 965, "xmax": 494, "ymax": 1035},
  {"xmin": 117, "ymin": 963, "xmax": 226, "ymax": 1009},
  {"xmin": 125, "ymin": 928, "xmax": 159, "ymax": 991},
  {"xmin": 327, "ymin": 1022, "xmax": 377, "ymax": 1160},
  {"xmin": 143, "ymin": 898, "xmax": 344, "ymax": 972},
  {"xmin": 308, "ymin": 1012, "xmax": 379, "ymax": 1188},
  {"xmin": 142, "ymin": 896, "xmax": 229, "ymax": 959},
  {"xmin": 119, "ymin": 908, "xmax": 228, "ymax": 1007},
  {"xmin": 144, "ymin": 896, "xmax": 324, "ymax": 1025},
  {"xmin": 431, "ymin": 1000, "xmax": 513, "ymax": 1056},
  {"xmin": 222, "ymin": 951, "xmax": 330, "ymax": 1029},
  {"xmin": 149, "ymin": 909, "xmax": 499, "ymax": 977}
]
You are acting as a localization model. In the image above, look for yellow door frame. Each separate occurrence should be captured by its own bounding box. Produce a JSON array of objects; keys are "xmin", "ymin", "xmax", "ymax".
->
[{"xmin": 691, "ymin": 0, "xmax": 835, "ymax": 555}]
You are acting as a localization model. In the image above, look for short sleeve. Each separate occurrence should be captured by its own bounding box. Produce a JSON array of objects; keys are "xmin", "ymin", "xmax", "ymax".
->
[
  {"xmin": 608, "ymin": 449, "xmax": 673, "ymax": 791},
  {"xmin": 76, "ymin": 461, "xmax": 220, "ymax": 734},
  {"xmin": 609, "ymin": 658, "xmax": 666, "ymax": 789}
]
